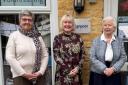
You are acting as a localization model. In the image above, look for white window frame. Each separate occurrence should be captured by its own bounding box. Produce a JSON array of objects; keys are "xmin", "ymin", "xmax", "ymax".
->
[
  {"xmin": 104, "ymin": 0, "xmax": 118, "ymax": 35},
  {"xmin": 0, "ymin": 36, "xmax": 4, "ymax": 85},
  {"xmin": 50, "ymin": 0, "xmax": 59, "ymax": 84},
  {"xmin": 104, "ymin": 0, "xmax": 118, "ymax": 21},
  {"xmin": 0, "ymin": 0, "xmax": 50, "ymax": 13}
]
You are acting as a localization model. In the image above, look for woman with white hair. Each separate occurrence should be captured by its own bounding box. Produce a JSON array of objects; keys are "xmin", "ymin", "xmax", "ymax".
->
[
  {"xmin": 53, "ymin": 13, "xmax": 85, "ymax": 85},
  {"xmin": 89, "ymin": 16, "xmax": 127, "ymax": 85}
]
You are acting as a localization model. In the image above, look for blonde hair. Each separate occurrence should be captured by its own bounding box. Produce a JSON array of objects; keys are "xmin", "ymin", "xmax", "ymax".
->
[{"xmin": 60, "ymin": 12, "xmax": 75, "ymax": 31}]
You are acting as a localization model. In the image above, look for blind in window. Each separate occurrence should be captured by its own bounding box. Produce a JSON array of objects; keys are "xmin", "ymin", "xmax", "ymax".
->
[{"xmin": 0, "ymin": 0, "xmax": 46, "ymax": 6}]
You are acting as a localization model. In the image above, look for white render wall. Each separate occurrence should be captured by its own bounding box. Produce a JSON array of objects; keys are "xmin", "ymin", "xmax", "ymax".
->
[{"xmin": 0, "ymin": 35, "xmax": 4, "ymax": 85}]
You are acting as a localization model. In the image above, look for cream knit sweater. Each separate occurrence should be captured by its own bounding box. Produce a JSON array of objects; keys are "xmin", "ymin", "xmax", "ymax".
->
[{"xmin": 6, "ymin": 31, "xmax": 48, "ymax": 78}]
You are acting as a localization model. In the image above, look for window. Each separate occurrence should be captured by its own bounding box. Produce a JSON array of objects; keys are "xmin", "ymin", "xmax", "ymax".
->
[
  {"xmin": 1, "ymin": 0, "xmax": 46, "ymax": 6},
  {"xmin": 0, "ymin": 14, "xmax": 52, "ymax": 85},
  {"xmin": 118, "ymin": 0, "xmax": 128, "ymax": 39},
  {"xmin": 0, "ymin": 0, "xmax": 50, "ymax": 13},
  {"xmin": 118, "ymin": 0, "xmax": 128, "ymax": 62}
]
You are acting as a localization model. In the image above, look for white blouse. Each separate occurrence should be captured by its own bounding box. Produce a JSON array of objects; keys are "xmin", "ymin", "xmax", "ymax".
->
[
  {"xmin": 101, "ymin": 33, "xmax": 116, "ymax": 62},
  {"xmin": 105, "ymin": 43, "xmax": 113, "ymax": 61}
]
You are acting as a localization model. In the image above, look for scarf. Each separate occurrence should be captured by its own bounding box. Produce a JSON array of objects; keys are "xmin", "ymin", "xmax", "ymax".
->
[{"xmin": 19, "ymin": 28, "xmax": 42, "ymax": 73}]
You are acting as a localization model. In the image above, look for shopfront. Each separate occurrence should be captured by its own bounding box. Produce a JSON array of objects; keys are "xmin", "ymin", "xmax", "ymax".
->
[
  {"xmin": 1, "ymin": 0, "xmax": 128, "ymax": 85},
  {"xmin": 0, "ymin": 0, "xmax": 58, "ymax": 85}
]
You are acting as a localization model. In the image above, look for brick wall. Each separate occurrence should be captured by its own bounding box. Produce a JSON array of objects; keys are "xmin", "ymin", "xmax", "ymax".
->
[{"xmin": 58, "ymin": 0, "xmax": 104, "ymax": 85}]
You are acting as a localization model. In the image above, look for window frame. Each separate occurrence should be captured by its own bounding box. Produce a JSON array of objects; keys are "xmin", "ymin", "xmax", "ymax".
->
[{"xmin": 0, "ymin": 0, "xmax": 50, "ymax": 13}]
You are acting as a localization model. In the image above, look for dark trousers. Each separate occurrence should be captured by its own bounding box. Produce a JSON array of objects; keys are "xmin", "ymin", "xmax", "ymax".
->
[
  {"xmin": 89, "ymin": 71, "xmax": 121, "ymax": 85},
  {"xmin": 89, "ymin": 61, "xmax": 121, "ymax": 85},
  {"xmin": 13, "ymin": 75, "xmax": 46, "ymax": 85}
]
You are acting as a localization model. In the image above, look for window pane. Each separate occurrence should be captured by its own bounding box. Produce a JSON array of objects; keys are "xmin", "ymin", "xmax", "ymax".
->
[
  {"xmin": 15, "ymin": 1, "xmax": 32, "ymax": 6},
  {"xmin": 33, "ymin": 0, "xmax": 45, "ymax": 6},
  {"xmin": 1, "ymin": 0, "xmax": 14, "ymax": 6},
  {"xmin": 118, "ymin": 0, "xmax": 128, "ymax": 39},
  {"xmin": 0, "ymin": 0, "xmax": 46, "ymax": 6}
]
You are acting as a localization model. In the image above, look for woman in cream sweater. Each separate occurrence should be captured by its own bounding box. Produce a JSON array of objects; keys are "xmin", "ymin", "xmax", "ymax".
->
[{"xmin": 6, "ymin": 10, "xmax": 48, "ymax": 85}]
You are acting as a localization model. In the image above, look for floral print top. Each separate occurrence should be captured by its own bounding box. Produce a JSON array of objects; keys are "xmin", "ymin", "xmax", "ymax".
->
[{"xmin": 53, "ymin": 32, "xmax": 85, "ymax": 85}]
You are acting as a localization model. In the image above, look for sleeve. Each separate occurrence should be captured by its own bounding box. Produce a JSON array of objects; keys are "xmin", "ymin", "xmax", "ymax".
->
[
  {"xmin": 90, "ymin": 39, "xmax": 107, "ymax": 73},
  {"xmin": 112, "ymin": 39, "xmax": 127, "ymax": 72},
  {"xmin": 53, "ymin": 35, "xmax": 65, "ymax": 66},
  {"xmin": 76, "ymin": 38, "xmax": 86, "ymax": 70},
  {"xmin": 38, "ymin": 37, "xmax": 49, "ymax": 75},
  {"xmin": 6, "ymin": 33, "xmax": 26, "ymax": 76}
]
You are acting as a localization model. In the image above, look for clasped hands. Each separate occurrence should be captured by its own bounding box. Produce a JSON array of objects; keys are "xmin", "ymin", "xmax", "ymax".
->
[
  {"xmin": 68, "ymin": 67, "xmax": 79, "ymax": 77},
  {"xmin": 104, "ymin": 67, "xmax": 115, "ymax": 77},
  {"xmin": 22, "ymin": 72, "xmax": 42, "ymax": 80}
]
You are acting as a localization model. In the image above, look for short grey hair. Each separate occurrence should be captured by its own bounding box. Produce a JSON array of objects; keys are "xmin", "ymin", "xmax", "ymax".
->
[
  {"xmin": 102, "ymin": 16, "xmax": 117, "ymax": 27},
  {"xmin": 19, "ymin": 10, "xmax": 35, "ymax": 21}
]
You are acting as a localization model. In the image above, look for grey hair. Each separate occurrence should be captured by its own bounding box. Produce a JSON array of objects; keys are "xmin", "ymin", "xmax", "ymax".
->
[
  {"xmin": 60, "ymin": 13, "xmax": 75, "ymax": 31},
  {"xmin": 102, "ymin": 16, "xmax": 117, "ymax": 27},
  {"xmin": 19, "ymin": 10, "xmax": 35, "ymax": 21}
]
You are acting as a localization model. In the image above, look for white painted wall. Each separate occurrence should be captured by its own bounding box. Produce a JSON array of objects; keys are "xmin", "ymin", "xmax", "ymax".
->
[
  {"xmin": 0, "ymin": 36, "xmax": 4, "ymax": 85},
  {"xmin": 50, "ymin": 0, "xmax": 59, "ymax": 85},
  {"xmin": 104, "ymin": 0, "xmax": 118, "ymax": 35},
  {"xmin": 104, "ymin": 0, "xmax": 118, "ymax": 19}
]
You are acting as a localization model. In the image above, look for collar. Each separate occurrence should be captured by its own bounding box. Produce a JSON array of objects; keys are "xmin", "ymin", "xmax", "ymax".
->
[{"xmin": 101, "ymin": 33, "xmax": 116, "ymax": 42}]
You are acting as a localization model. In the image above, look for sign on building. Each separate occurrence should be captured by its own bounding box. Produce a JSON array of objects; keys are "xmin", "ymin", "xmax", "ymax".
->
[{"xmin": 74, "ymin": 18, "xmax": 91, "ymax": 33}]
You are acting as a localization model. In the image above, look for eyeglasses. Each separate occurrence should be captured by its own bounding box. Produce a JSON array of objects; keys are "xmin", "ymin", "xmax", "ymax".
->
[{"xmin": 21, "ymin": 18, "xmax": 33, "ymax": 22}]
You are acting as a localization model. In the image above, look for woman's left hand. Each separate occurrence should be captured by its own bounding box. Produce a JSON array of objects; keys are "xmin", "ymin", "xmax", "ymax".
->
[
  {"xmin": 28, "ymin": 72, "xmax": 42, "ymax": 80},
  {"xmin": 69, "ymin": 67, "xmax": 79, "ymax": 77},
  {"xmin": 104, "ymin": 67, "xmax": 114, "ymax": 76},
  {"xmin": 33, "ymin": 72, "xmax": 42, "ymax": 77}
]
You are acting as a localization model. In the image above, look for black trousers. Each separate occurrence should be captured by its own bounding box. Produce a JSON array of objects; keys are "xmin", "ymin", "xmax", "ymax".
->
[
  {"xmin": 89, "ymin": 71, "xmax": 121, "ymax": 85},
  {"xmin": 89, "ymin": 61, "xmax": 121, "ymax": 85},
  {"xmin": 13, "ymin": 75, "xmax": 46, "ymax": 85}
]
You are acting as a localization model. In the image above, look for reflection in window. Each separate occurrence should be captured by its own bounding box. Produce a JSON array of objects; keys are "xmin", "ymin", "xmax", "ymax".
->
[
  {"xmin": 0, "ymin": 14, "xmax": 18, "ymax": 84},
  {"xmin": 118, "ymin": 0, "xmax": 128, "ymax": 16},
  {"xmin": 0, "ymin": 0, "xmax": 46, "ymax": 6},
  {"xmin": 118, "ymin": 0, "xmax": 128, "ymax": 62},
  {"xmin": 118, "ymin": 0, "xmax": 128, "ymax": 39}
]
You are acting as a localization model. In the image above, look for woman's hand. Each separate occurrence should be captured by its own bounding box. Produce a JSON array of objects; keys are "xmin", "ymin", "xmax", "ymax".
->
[
  {"xmin": 69, "ymin": 67, "xmax": 79, "ymax": 77},
  {"xmin": 22, "ymin": 73, "xmax": 37, "ymax": 80},
  {"xmin": 22, "ymin": 72, "xmax": 42, "ymax": 80},
  {"xmin": 32, "ymin": 72, "xmax": 42, "ymax": 78},
  {"xmin": 104, "ymin": 67, "xmax": 114, "ymax": 76}
]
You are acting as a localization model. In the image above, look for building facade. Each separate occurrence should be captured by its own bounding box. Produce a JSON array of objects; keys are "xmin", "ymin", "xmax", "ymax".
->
[{"xmin": 0, "ymin": 0, "xmax": 127, "ymax": 85}]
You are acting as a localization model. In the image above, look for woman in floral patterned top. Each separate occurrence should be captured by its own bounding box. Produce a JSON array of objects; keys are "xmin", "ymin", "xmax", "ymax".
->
[{"xmin": 53, "ymin": 13, "xmax": 85, "ymax": 85}]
